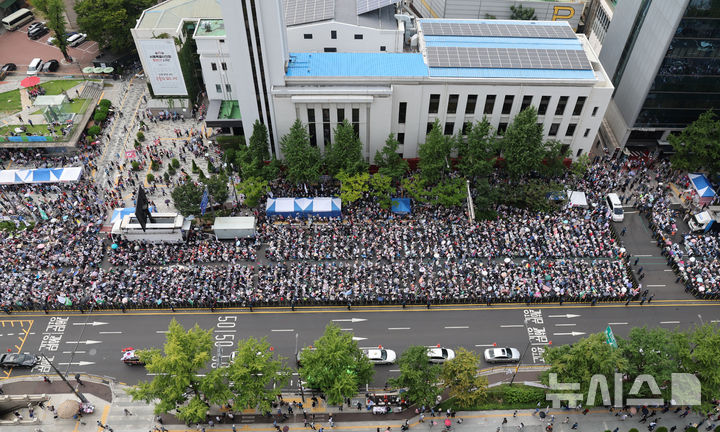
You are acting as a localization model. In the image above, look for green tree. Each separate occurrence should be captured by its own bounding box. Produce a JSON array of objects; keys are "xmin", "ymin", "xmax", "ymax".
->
[
  {"xmin": 325, "ymin": 119, "xmax": 365, "ymax": 176},
  {"xmin": 201, "ymin": 173, "xmax": 229, "ymax": 206},
  {"xmin": 571, "ymin": 154, "xmax": 590, "ymax": 178},
  {"xmin": 542, "ymin": 332, "xmax": 627, "ymax": 405},
  {"xmin": 248, "ymin": 120, "xmax": 271, "ymax": 163},
  {"xmin": 431, "ymin": 178, "xmax": 467, "ymax": 207},
  {"xmin": 541, "ymin": 139, "xmax": 570, "ymax": 178},
  {"xmin": 686, "ymin": 324, "xmax": 720, "ymax": 406},
  {"xmin": 370, "ymin": 173, "xmax": 394, "ymax": 209},
  {"xmin": 669, "ymin": 110, "xmax": 720, "ymax": 173},
  {"xmin": 171, "ymin": 181, "xmax": 204, "ymax": 215},
  {"xmin": 336, "ymin": 171, "xmax": 370, "ymax": 204},
  {"xmin": 457, "ymin": 118, "xmax": 496, "ymax": 179},
  {"xmin": 299, "ymin": 324, "xmax": 374, "ymax": 405},
  {"xmin": 33, "ymin": 0, "xmax": 72, "ymax": 62},
  {"xmin": 74, "ymin": 0, "xmax": 155, "ymax": 53},
  {"xmin": 280, "ymin": 120, "xmax": 322, "ymax": 184},
  {"xmin": 503, "ymin": 107, "xmax": 545, "ymax": 177},
  {"xmin": 510, "ymin": 4, "xmax": 537, "ymax": 20},
  {"xmin": 128, "ymin": 319, "xmax": 215, "ymax": 424},
  {"xmin": 374, "ymin": 134, "xmax": 409, "ymax": 181},
  {"xmin": 390, "ymin": 345, "xmax": 442, "ymax": 407},
  {"xmin": 204, "ymin": 337, "xmax": 290, "ymax": 413},
  {"xmin": 473, "ymin": 178, "xmax": 497, "ymax": 219},
  {"xmin": 237, "ymin": 177, "xmax": 268, "ymax": 208},
  {"xmin": 418, "ymin": 120, "xmax": 451, "ymax": 184},
  {"xmin": 440, "ymin": 347, "xmax": 487, "ymax": 408},
  {"xmin": 400, "ymin": 177, "xmax": 431, "ymax": 203}
]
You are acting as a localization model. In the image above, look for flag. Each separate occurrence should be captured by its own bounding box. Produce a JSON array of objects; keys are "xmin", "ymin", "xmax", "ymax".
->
[
  {"xmin": 39, "ymin": 209, "xmax": 48, "ymax": 220},
  {"xmin": 304, "ymin": 184, "xmax": 308, "ymax": 195},
  {"xmin": 200, "ymin": 186, "xmax": 209, "ymax": 216}
]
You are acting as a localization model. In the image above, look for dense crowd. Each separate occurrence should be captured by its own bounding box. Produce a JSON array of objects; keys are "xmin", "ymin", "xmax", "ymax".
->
[{"xmin": 108, "ymin": 238, "xmax": 258, "ymax": 266}]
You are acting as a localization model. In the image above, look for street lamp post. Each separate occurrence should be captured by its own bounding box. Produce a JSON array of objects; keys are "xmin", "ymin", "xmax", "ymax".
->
[{"xmin": 42, "ymin": 354, "xmax": 89, "ymax": 404}]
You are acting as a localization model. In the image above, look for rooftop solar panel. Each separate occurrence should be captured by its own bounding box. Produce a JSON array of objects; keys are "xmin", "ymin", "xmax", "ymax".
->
[
  {"xmin": 421, "ymin": 22, "xmax": 576, "ymax": 39},
  {"xmin": 357, "ymin": 0, "xmax": 399, "ymax": 15},
  {"xmin": 426, "ymin": 46, "xmax": 592, "ymax": 70},
  {"xmin": 284, "ymin": 0, "xmax": 335, "ymax": 26}
]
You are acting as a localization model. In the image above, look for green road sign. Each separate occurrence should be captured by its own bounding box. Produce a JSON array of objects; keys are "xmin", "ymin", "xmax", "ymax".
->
[{"xmin": 606, "ymin": 325, "xmax": 618, "ymax": 348}]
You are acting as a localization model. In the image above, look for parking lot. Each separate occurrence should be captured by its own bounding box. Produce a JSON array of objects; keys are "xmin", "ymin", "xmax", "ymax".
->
[{"xmin": 0, "ymin": 22, "xmax": 99, "ymax": 74}]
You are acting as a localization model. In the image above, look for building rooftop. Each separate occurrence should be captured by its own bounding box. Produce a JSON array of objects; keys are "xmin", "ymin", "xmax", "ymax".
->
[
  {"xmin": 286, "ymin": 52, "xmax": 428, "ymax": 77},
  {"xmin": 136, "ymin": 0, "xmax": 222, "ymax": 30},
  {"xmin": 195, "ymin": 19, "xmax": 225, "ymax": 37},
  {"xmin": 284, "ymin": 0, "xmax": 398, "ymax": 29}
]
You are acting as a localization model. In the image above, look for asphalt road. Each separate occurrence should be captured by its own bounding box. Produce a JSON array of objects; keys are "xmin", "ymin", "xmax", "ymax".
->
[{"xmin": 0, "ymin": 298, "xmax": 717, "ymax": 388}]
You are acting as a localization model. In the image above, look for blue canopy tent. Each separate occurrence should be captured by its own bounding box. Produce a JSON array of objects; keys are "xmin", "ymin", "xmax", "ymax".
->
[
  {"xmin": 689, "ymin": 173, "xmax": 716, "ymax": 204},
  {"xmin": 266, "ymin": 197, "xmax": 341, "ymax": 218},
  {"xmin": 391, "ymin": 198, "xmax": 411, "ymax": 214},
  {"xmin": 111, "ymin": 206, "xmax": 155, "ymax": 223}
]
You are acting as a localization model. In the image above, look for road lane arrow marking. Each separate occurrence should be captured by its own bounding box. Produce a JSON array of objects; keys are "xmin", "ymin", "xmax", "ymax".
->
[
  {"xmin": 72, "ymin": 321, "xmax": 108, "ymax": 326},
  {"xmin": 500, "ymin": 325, "xmax": 524, "ymax": 328},
  {"xmin": 554, "ymin": 324, "xmax": 576, "ymax": 327},
  {"xmin": 552, "ymin": 332, "xmax": 586, "ymax": 336},
  {"xmin": 58, "ymin": 361, "xmax": 95, "ymax": 366},
  {"xmin": 332, "ymin": 318, "xmax": 367, "ymax": 323},
  {"xmin": 548, "ymin": 314, "xmax": 581, "ymax": 318},
  {"xmin": 65, "ymin": 340, "xmax": 102, "ymax": 345}
]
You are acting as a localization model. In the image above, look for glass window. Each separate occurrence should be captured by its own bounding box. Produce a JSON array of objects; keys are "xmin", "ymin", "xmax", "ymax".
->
[
  {"xmin": 572, "ymin": 97, "xmax": 586, "ymax": 116},
  {"xmin": 215, "ymin": 84, "xmax": 222, "ymax": 93},
  {"xmin": 584, "ymin": 128, "xmax": 590, "ymax": 137},
  {"xmin": 465, "ymin": 95, "xmax": 478, "ymax": 114},
  {"xmin": 307, "ymin": 109, "xmax": 317, "ymax": 147},
  {"xmin": 521, "ymin": 95, "xmax": 533, "ymax": 111},
  {"xmin": 566, "ymin": 123, "xmax": 577, "ymax": 137},
  {"xmin": 576, "ymin": 148, "xmax": 583, "ymax": 157},
  {"xmin": 354, "ymin": 34, "xmax": 363, "ymax": 40},
  {"xmin": 447, "ymin": 94, "xmax": 459, "ymax": 114},
  {"xmin": 398, "ymin": 102, "xmax": 407, "ymax": 124},
  {"xmin": 397, "ymin": 132, "xmax": 405, "ymax": 144},
  {"xmin": 331, "ymin": 30, "xmax": 337, "ymax": 39},
  {"xmin": 308, "ymin": 109, "xmax": 315, "ymax": 123},
  {"xmin": 538, "ymin": 96, "xmax": 551, "ymax": 115},
  {"xmin": 592, "ymin": 106, "xmax": 599, "ymax": 116},
  {"xmin": 337, "ymin": 108, "xmax": 345, "ymax": 123},
  {"xmin": 462, "ymin": 121, "xmax": 472, "ymax": 135},
  {"xmin": 304, "ymin": 34, "xmax": 312, "ymax": 39},
  {"xmin": 484, "ymin": 95, "xmax": 496, "ymax": 114},
  {"xmin": 428, "ymin": 94, "xmax": 440, "ymax": 114},
  {"xmin": 497, "ymin": 122, "xmax": 508, "ymax": 136},
  {"xmin": 324, "ymin": 47, "xmax": 337, "ymax": 52},
  {"xmin": 380, "ymin": 46, "xmax": 386, "ymax": 51},
  {"xmin": 352, "ymin": 108, "xmax": 360, "ymax": 135},
  {"xmin": 322, "ymin": 108, "xmax": 331, "ymax": 146},
  {"xmin": 221, "ymin": 62, "xmax": 227, "ymax": 71},
  {"xmin": 211, "ymin": 63, "xmax": 217, "ymax": 71},
  {"xmin": 549, "ymin": 123, "xmax": 560, "ymax": 136},
  {"xmin": 225, "ymin": 84, "xmax": 232, "ymax": 92},
  {"xmin": 444, "ymin": 122, "xmax": 454, "ymax": 135},
  {"xmin": 426, "ymin": 122, "xmax": 434, "ymax": 134},
  {"xmin": 502, "ymin": 95, "xmax": 514, "ymax": 115},
  {"xmin": 555, "ymin": 96, "xmax": 568, "ymax": 116}
]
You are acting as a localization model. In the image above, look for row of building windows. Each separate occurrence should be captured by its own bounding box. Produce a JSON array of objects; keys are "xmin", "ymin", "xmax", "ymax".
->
[
  {"xmin": 304, "ymin": 31, "xmax": 364, "ymax": 40},
  {"xmin": 211, "ymin": 62, "xmax": 228, "ymax": 71},
  {"xmin": 425, "ymin": 120, "xmax": 590, "ymax": 138},
  {"xmin": 307, "ymin": 108, "xmax": 360, "ymax": 146},
  {"xmin": 423, "ymin": 94, "xmax": 590, "ymax": 118},
  {"xmin": 216, "ymin": 84, "xmax": 232, "ymax": 93},
  {"xmin": 323, "ymin": 46, "xmax": 386, "ymax": 52}
]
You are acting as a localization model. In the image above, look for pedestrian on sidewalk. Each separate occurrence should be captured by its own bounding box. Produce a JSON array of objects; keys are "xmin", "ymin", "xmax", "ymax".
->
[
  {"xmin": 43, "ymin": 376, "xmax": 51, "ymax": 384},
  {"xmin": 502, "ymin": 417, "xmax": 508, "ymax": 425},
  {"xmin": 571, "ymin": 422, "xmax": 578, "ymax": 429},
  {"xmin": 124, "ymin": 408, "xmax": 132, "ymax": 416},
  {"xmin": 621, "ymin": 227, "xmax": 626, "ymax": 236},
  {"xmin": 513, "ymin": 410, "xmax": 518, "ymax": 418},
  {"xmin": 75, "ymin": 374, "xmax": 84, "ymax": 386},
  {"xmin": 329, "ymin": 415, "xmax": 334, "ymax": 427},
  {"xmin": 563, "ymin": 417, "xmax": 570, "ymax": 424}
]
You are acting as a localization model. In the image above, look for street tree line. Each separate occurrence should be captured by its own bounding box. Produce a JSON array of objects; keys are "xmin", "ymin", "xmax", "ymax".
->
[{"xmin": 130, "ymin": 322, "xmax": 491, "ymax": 424}]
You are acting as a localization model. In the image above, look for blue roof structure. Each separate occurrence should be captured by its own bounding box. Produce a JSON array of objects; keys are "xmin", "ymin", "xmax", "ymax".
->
[
  {"xmin": 285, "ymin": 19, "xmax": 596, "ymax": 81},
  {"xmin": 286, "ymin": 53, "xmax": 428, "ymax": 77}
]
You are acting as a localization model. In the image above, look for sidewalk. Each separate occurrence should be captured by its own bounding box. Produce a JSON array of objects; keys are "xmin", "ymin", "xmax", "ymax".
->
[{"xmin": 0, "ymin": 375, "xmax": 714, "ymax": 431}]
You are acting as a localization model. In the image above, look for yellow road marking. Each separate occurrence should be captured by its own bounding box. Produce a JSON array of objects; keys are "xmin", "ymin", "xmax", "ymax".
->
[
  {"xmin": 0, "ymin": 320, "xmax": 33, "ymax": 380},
  {"xmin": 72, "ymin": 420, "xmax": 80, "ymax": 432},
  {"xmin": 97, "ymin": 404, "xmax": 110, "ymax": 432}
]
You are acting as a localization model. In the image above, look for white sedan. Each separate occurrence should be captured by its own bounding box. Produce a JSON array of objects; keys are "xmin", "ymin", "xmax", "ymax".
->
[
  {"xmin": 426, "ymin": 347, "xmax": 455, "ymax": 363},
  {"xmin": 363, "ymin": 348, "xmax": 396, "ymax": 365},
  {"xmin": 484, "ymin": 347, "xmax": 521, "ymax": 364}
]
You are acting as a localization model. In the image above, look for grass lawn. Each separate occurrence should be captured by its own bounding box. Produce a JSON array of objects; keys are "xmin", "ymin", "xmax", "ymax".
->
[
  {"xmin": 438, "ymin": 384, "xmax": 547, "ymax": 411},
  {"xmin": 0, "ymin": 124, "xmax": 65, "ymax": 137},
  {"xmin": 42, "ymin": 79, "xmax": 84, "ymax": 95},
  {"xmin": 66, "ymin": 98, "xmax": 88, "ymax": 113},
  {"xmin": 0, "ymin": 89, "xmax": 21, "ymax": 112}
]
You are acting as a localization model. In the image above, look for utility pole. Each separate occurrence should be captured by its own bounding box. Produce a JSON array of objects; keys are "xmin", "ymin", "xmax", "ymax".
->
[{"xmin": 42, "ymin": 354, "xmax": 89, "ymax": 403}]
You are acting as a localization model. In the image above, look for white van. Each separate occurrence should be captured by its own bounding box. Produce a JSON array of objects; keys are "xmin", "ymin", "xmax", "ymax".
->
[
  {"xmin": 67, "ymin": 33, "xmax": 87, "ymax": 47},
  {"xmin": 606, "ymin": 193, "xmax": 624, "ymax": 222},
  {"xmin": 26, "ymin": 58, "xmax": 43, "ymax": 75}
]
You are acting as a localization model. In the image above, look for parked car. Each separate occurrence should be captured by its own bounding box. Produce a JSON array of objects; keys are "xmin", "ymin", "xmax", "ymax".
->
[
  {"xmin": 47, "ymin": 32, "xmax": 77, "ymax": 46},
  {"xmin": 67, "ymin": 33, "xmax": 86, "ymax": 47},
  {"xmin": 1, "ymin": 63, "xmax": 17, "ymax": 72},
  {"xmin": 27, "ymin": 21, "xmax": 45, "ymax": 32},
  {"xmin": 41, "ymin": 59, "xmax": 59, "ymax": 72},
  {"xmin": 26, "ymin": 58, "xmax": 43, "ymax": 75},
  {"xmin": 426, "ymin": 347, "xmax": 455, "ymax": 363},
  {"xmin": 0, "ymin": 352, "xmax": 40, "ymax": 368},
  {"xmin": 483, "ymin": 347, "xmax": 521, "ymax": 364},
  {"xmin": 28, "ymin": 25, "xmax": 49, "ymax": 40},
  {"xmin": 362, "ymin": 348, "xmax": 397, "ymax": 365}
]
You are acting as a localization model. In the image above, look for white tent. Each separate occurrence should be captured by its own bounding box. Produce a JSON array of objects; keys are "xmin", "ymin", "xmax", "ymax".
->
[{"xmin": 0, "ymin": 166, "xmax": 83, "ymax": 184}]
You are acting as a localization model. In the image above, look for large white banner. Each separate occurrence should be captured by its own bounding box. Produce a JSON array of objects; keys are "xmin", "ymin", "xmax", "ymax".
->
[{"xmin": 139, "ymin": 39, "xmax": 188, "ymax": 96}]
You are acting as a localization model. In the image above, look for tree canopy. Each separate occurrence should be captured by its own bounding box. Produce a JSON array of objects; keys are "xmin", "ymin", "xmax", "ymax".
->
[
  {"xmin": 336, "ymin": 171, "xmax": 370, "ymax": 204},
  {"xmin": 171, "ymin": 181, "xmax": 204, "ymax": 216},
  {"xmin": 74, "ymin": 0, "xmax": 155, "ymax": 53},
  {"xmin": 325, "ymin": 119, "xmax": 366, "ymax": 176},
  {"xmin": 440, "ymin": 347, "xmax": 487, "ymax": 407},
  {"xmin": 248, "ymin": 120, "xmax": 271, "ymax": 164},
  {"xmin": 33, "ymin": 0, "xmax": 71, "ymax": 62},
  {"xmin": 299, "ymin": 324, "xmax": 374, "ymax": 405},
  {"xmin": 510, "ymin": 4, "xmax": 537, "ymax": 20},
  {"xmin": 237, "ymin": 177, "xmax": 268, "ymax": 208},
  {"xmin": 374, "ymin": 134, "xmax": 409, "ymax": 181},
  {"xmin": 390, "ymin": 345, "xmax": 442, "ymax": 407},
  {"xmin": 669, "ymin": 110, "xmax": 720, "ymax": 174},
  {"xmin": 457, "ymin": 118, "xmax": 496, "ymax": 179},
  {"xmin": 201, "ymin": 173, "xmax": 229, "ymax": 206},
  {"xmin": 280, "ymin": 120, "xmax": 322, "ymax": 184},
  {"xmin": 128, "ymin": 319, "xmax": 215, "ymax": 424},
  {"xmin": 418, "ymin": 120, "xmax": 452, "ymax": 184},
  {"xmin": 502, "ymin": 106, "xmax": 545, "ymax": 177}
]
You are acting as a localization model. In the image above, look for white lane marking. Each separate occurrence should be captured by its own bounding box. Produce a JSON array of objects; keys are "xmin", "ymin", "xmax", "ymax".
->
[
  {"xmin": 660, "ymin": 321, "xmax": 680, "ymax": 324},
  {"xmin": 352, "ymin": 336, "xmax": 367, "ymax": 341},
  {"xmin": 73, "ymin": 321, "xmax": 108, "ymax": 327},
  {"xmin": 552, "ymin": 331, "xmax": 586, "ymax": 336},
  {"xmin": 62, "ymin": 351, "xmax": 86, "ymax": 354},
  {"xmin": 554, "ymin": 323, "xmax": 576, "ymax": 327},
  {"xmin": 444, "ymin": 326, "xmax": 469, "ymax": 329},
  {"xmin": 332, "ymin": 318, "xmax": 367, "ymax": 323},
  {"xmin": 389, "ymin": 369, "xmax": 401, "ymax": 372},
  {"xmin": 647, "ymin": 285, "xmax": 666, "ymax": 287},
  {"xmin": 156, "ymin": 331, "xmax": 168, "ymax": 333},
  {"xmin": 58, "ymin": 361, "xmax": 95, "ymax": 366},
  {"xmin": 388, "ymin": 327, "xmax": 410, "ymax": 330},
  {"xmin": 634, "ymin": 254, "xmax": 653, "ymax": 257},
  {"xmin": 99, "ymin": 331, "xmax": 122, "ymax": 334},
  {"xmin": 475, "ymin": 344, "xmax": 496, "ymax": 347},
  {"xmin": 64, "ymin": 340, "xmax": 101, "ymax": 345},
  {"xmin": 548, "ymin": 314, "xmax": 581, "ymax": 318},
  {"xmin": 215, "ymin": 329, "xmax": 235, "ymax": 333},
  {"xmin": 500, "ymin": 325, "xmax": 524, "ymax": 328},
  {"xmin": 711, "ymin": 320, "xmax": 720, "ymax": 323},
  {"xmin": 340, "ymin": 328, "xmax": 353, "ymax": 331},
  {"xmin": 608, "ymin": 322, "xmax": 628, "ymax": 325},
  {"xmin": 271, "ymin": 329, "xmax": 294, "ymax": 332},
  {"xmin": 664, "ymin": 269, "xmax": 673, "ymax": 272},
  {"xmin": 6, "ymin": 333, "xmax": 13, "ymax": 336}
]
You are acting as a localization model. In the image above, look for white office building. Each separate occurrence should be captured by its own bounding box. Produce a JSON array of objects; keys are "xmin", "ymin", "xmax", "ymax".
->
[{"xmin": 135, "ymin": 0, "xmax": 614, "ymax": 161}]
